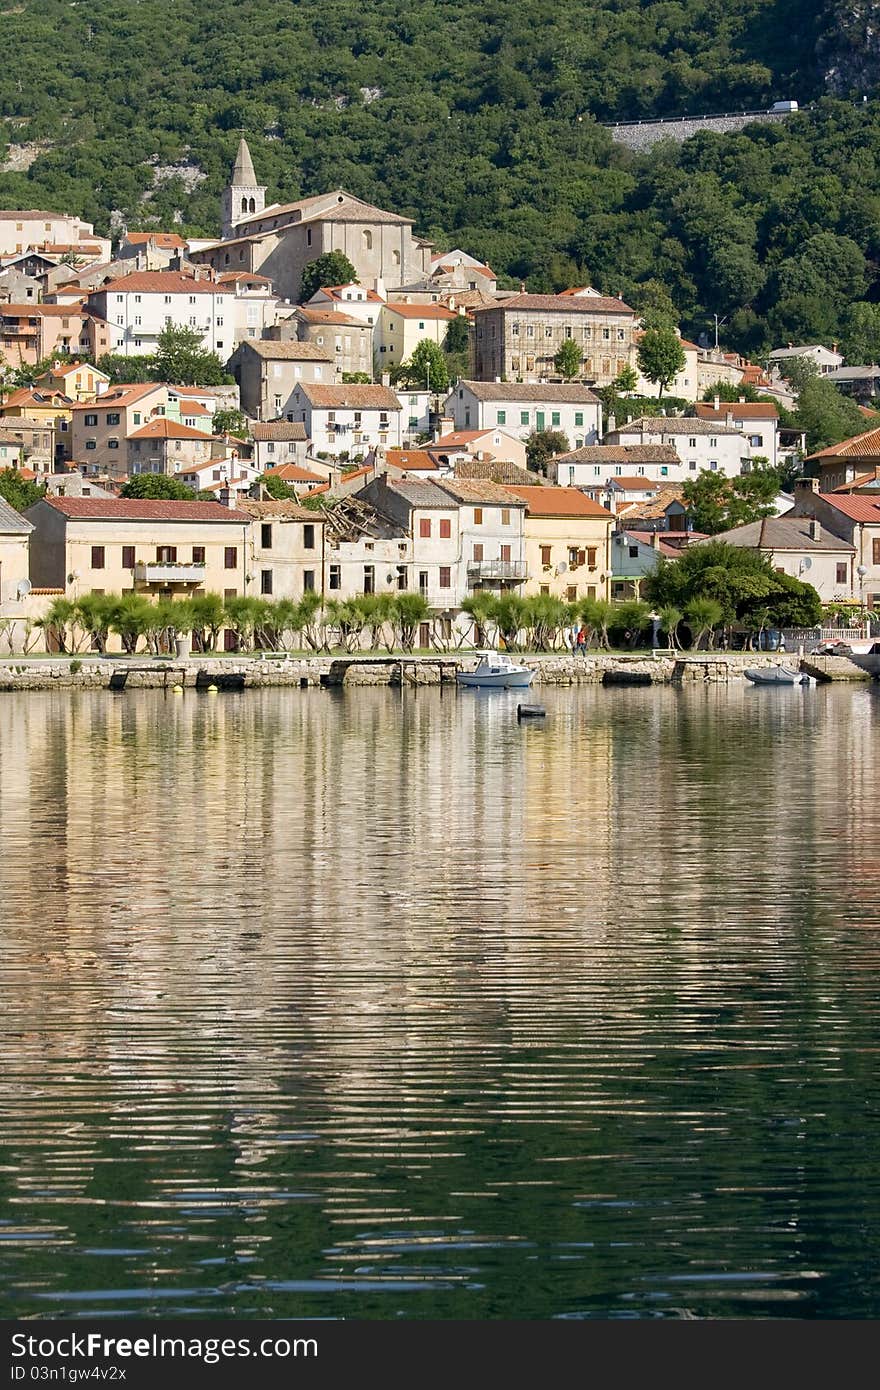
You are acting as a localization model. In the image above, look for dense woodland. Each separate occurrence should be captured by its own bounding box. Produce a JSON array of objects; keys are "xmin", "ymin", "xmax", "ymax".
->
[{"xmin": 2, "ymin": 1, "xmax": 880, "ymax": 356}]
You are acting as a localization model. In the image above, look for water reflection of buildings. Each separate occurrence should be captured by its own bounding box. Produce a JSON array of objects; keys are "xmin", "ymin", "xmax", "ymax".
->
[{"xmin": 3, "ymin": 684, "xmax": 880, "ymax": 1303}]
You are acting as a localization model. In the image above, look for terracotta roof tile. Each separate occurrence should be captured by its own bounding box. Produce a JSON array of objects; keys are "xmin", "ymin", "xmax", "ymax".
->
[
  {"xmin": 502, "ymin": 485, "xmax": 613, "ymax": 518},
  {"xmin": 37, "ymin": 497, "xmax": 250, "ymax": 521},
  {"xmin": 474, "ymin": 292, "xmax": 634, "ymax": 315}
]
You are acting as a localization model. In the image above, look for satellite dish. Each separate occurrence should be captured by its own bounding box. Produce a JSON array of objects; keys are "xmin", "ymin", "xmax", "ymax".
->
[
  {"xmin": 386, "ymin": 572, "xmax": 396, "ymax": 584},
  {"xmin": 17, "ymin": 578, "xmax": 31, "ymax": 598},
  {"xmin": 557, "ymin": 561, "xmax": 567, "ymax": 574},
  {"xmin": 800, "ymin": 556, "xmax": 812, "ymax": 570}
]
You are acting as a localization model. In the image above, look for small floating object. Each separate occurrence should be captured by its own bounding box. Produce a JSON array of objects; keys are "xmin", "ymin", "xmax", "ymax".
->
[
  {"xmin": 172, "ymin": 683, "xmax": 184, "ymax": 694},
  {"xmin": 206, "ymin": 683, "xmax": 218, "ymax": 693},
  {"xmin": 517, "ymin": 703, "xmax": 546, "ymax": 720}
]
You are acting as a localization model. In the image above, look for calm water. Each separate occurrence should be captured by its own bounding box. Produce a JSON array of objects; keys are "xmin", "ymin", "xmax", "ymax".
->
[{"xmin": 1, "ymin": 682, "xmax": 880, "ymax": 1320}]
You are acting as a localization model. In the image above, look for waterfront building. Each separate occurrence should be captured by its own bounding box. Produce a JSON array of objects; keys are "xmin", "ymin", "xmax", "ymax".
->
[{"xmin": 501, "ymin": 485, "xmax": 613, "ymax": 602}]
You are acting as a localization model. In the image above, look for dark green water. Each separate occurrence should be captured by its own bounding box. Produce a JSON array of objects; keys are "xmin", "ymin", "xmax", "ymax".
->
[{"xmin": 1, "ymin": 683, "xmax": 879, "ymax": 1319}]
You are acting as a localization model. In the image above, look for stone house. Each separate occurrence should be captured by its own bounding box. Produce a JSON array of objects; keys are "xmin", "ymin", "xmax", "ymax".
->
[
  {"xmin": 126, "ymin": 418, "xmax": 220, "ymax": 479},
  {"xmin": 693, "ymin": 400, "xmax": 781, "ymax": 468},
  {"xmin": 70, "ymin": 383, "xmax": 169, "ymax": 476},
  {"xmin": 806, "ymin": 426, "xmax": 880, "ymax": 493},
  {"xmin": 501, "ymin": 485, "xmax": 613, "ymax": 602},
  {"xmin": 294, "ymin": 306, "xmax": 374, "ymax": 380},
  {"xmin": 447, "ymin": 381, "xmax": 602, "ymax": 448},
  {"xmin": 357, "ymin": 473, "xmax": 461, "ymax": 613},
  {"xmin": 250, "ymin": 421, "xmax": 309, "ymax": 471},
  {"xmin": 227, "ymin": 339, "xmax": 337, "ymax": 421},
  {"xmin": 468, "ymin": 291, "xmax": 637, "ymax": 387},
  {"xmin": 0, "ymin": 210, "xmax": 110, "ymax": 261}
]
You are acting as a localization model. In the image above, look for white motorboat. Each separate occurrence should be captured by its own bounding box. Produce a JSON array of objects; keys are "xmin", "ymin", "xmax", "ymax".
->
[
  {"xmin": 457, "ymin": 650, "xmax": 534, "ymax": 689},
  {"xmin": 745, "ymin": 665, "xmax": 814, "ymax": 686}
]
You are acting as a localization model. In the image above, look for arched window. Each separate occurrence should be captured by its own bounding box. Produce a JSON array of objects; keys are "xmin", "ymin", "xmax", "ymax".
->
[
  {"xmin": 392, "ymin": 249, "xmax": 400, "ymax": 266},
  {"xmin": 224, "ymin": 253, "xmax": 230, "ymax": 265},
  {"xmin": 362, "ymin": 229, "xmax": 372, "ymax": 251},
  {"xmin": 241, "ymin": 196, "xmax": 248, "ymax": 215},
  {"xmin": 249, "ymin": 197, "xmax": 256, "ymax": 213}
]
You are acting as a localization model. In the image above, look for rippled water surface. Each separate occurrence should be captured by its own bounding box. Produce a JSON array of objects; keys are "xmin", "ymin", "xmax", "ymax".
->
[{"xmin": 2, "ymin": 683, "xmax": 880, "ymax": 1319}]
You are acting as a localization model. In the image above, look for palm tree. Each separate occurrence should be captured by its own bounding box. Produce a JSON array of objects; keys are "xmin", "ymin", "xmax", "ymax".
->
[
  {"xmin": 109, "ymin": 593, "xmax": 152, "ymax": 654},
  {"xmin": 36, "ymin": 596, "xmax": 77, "ymax": 654},
  {"xmin": 492, "ymin": 593, "xmax": 529, "ymax": 650},
  {"xmin": 461, "ymin": 592, "xmax": 497, "ymax": 648},
  {"xmin": 658, "ymin": 604, "xmax": 683, "ymax": 650},
  {"xmin": 526, "ymin": 593, "xmax": 568, "ymax": 651},
  {"xmin": 190, "ymin": 592, "xmax": 226, "ymax": 652},
  {"xmin": 393, "ymin": 592, "xmax": 430, "ymax": 651},
  {"xmin": 75, "ymin": 592, "xmax": 115, "ymax": 655},
  {"xmin": 685, "ymin": 597, "xmax": 724, "ymax": 650}
]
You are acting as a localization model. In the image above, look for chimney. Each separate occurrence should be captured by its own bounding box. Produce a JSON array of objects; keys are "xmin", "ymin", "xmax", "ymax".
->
[
  {"xmin": 832, "ymin": 341, "xmax": 839, "ymax": 354},
  {"xmin": 713, "ymin": 394, "xmax": 720, "ymax": 411},
  {"xmin": 738, "ymin": 395, "xmax": 746, "ymax": 403},
  {"xmin": 381, "ymin": 372, "xmax": 391, "ymax": 387},
  {"xmin": 607, "ymin": 413, "xmax": 616, "ymax": 433},
  {"xmin": 650, "ymin": 531, "xmax": 661, "ymax": 550},
  {"xmin": 809, "ymin": 519, "xmax": 821, "ymax": 541},
  {"xmin": 218, "ymin": 485, "xmax": 232, "ymax": 508},
  {"xmin": 436, "ymin": 415, "xmax": 455, "ymax": 439},
  {"xmin": 725, "ymin": 410, "xmax": 734, "ymax": 427},
  {"xmin": 373, "ymin": 276, "xmax": 386, "ymax": 299}
]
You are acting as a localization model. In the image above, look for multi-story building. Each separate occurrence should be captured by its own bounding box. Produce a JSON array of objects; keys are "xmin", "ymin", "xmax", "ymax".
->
[
  {"xmin": 0, "ymin": 303, "xmax": 110, "ymax": 367},
  {"xmin": 289, "ymin": 383, "xmax": 403, "ymax": 455},
  {"xmin": 804, "ymin": 425, "xmax": 880, "ymax": 493},
  {"xmin": 249, "ymin": 421, "xmax": 309, "ymax": 472},
  {"xmin": 294, "ymin": 306, "xmax": 374, "ymax": 379},
  {"xmin": 447, "ymin": 381, "xmax": 602, "ymax": 448},
  {"xmin": 85, "ymin": 271, "xmax": 236, "ymax": 359},
  {"xmin": 693, "ymin": 400, "xmax": 780, "ymax": 468},
  {"xmin": 126, "ymin": 418, "xmax": 220, "ymax": 479},
  {"xmin": 431, "ymin": 477, "xmax": 528, "ymax": 599},
  {"xmin": 549, "ymin": 444, "xmax": 681, "ymax": 487},
  {"xmin": 70, "ymin": 383, "xmax": 169, "ymax": 475},
  {"xmin": 0, "ymin": 417, "xmax": 55, "ymax": 473},
  {"xmin": 469, "ymin": 291, "xmax": 637, "ymax": 387},
  {"xmin": 24, "ymin": 497, "xmax": 251, "ymax": 616},
  {"xmin": 0, "ymin": 210, "xmax": 110, "ymax": 261},
  {"xmin": 117, "ymin": 232, "xmax": 188, "ymax": 267},
  {"xmin": 33, "ymin": 361, "xmax": 111, "ymax": 402},
  {"xmin": 502, "ymin": 485, "xmax": 613, "ymax": 602},
  {"xmin": 227, "ymin": 340, "xmax": 337, "ymax": 421},
  {"xmin": 237, "ymin": 499, "xmax": 325, "ymax": 599},
  {"xmin": 215, "ymin": 270, "xmax": 280, "ymax": 345},
  {"xmin": 376, "ymin": 302, "xmax": 458, "ymax": 371},
  {"xmin": 633, "ymin": 335, "xmax": 701, "ymax": 401},
  {"xmin": 357, "ymin": 473, "xmax": 462, "ymax": 613},
  {"xmin": 0, "ymin": 496, "xmax": 32, "ymax": 620},
  {"xmin": 604, "ymin": 416, "xmax": 747, "ymax": 477}
]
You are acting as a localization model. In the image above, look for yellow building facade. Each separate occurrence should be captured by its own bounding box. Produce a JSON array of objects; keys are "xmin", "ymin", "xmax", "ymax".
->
[{"xmin": 503, "ymin": 485, "xmax": 614, "ymax": 602}]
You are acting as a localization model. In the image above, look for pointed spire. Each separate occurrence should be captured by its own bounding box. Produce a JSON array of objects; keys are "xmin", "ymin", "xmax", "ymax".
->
[{"xmin": 231, "ymin": 137, "xmax": 257, "ymax": 186}]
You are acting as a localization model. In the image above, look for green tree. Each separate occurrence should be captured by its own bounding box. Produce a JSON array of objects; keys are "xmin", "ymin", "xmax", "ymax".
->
[
  {"xmin": 120, "ymin": 474, "xmax": 199, "ymax": 500},
  {"xmin": 645, "ymin": 540, "xmax": 820, "ymax": 632},
  {"xmin": 393, "ymin": 592, "xmax": 430, "ymax": 651},
  {"xmin": 393, "ymin": 339, "xmax": 449, "ymax": 391},
  {"xmin": 212, "ymin": 408, "xmax": 248, "ymax": 437},
  {"xmin": 444, "ymin": 315, "xmax": 469, "ymax": 355},
  {"xmin": 681, "ymin": 468, "xmax": 780, "ymax": 535},
  {"xmin": 525, "ymin": 429, "xmax": 569, "ymax": 476},
  {"xmin": 190, "ymin": 592, "xmax": 227, "ymax": 652},
  {"xmin": 151, "ymin": 324, "xmax": 232, "ymax": 386},
  {"xmin": 637, "ymin": 327, "xmax": 687, "ymax": 398},
  {"xmin": 658, "ymin": 604, "xmax": 683, "ymax": 649},
  {"xmin": 579, "ymin": 596, "xmax": 613, "ymax": 649},
  {"xmin": 0, "ymin": 470, "xmax": 45, "ymax": 513},
  {"xmin": 299, "ymin": 251, "xmax": 358, "ymax": 304},
  {"xmin": 36, "ymin": 597, "xmax": 76, "ymax": 654},
  {"xmin": 553, "ymin": 338, "xmax": 582, "ymax": 379},
  {"xmin": 610, "ymin": 598, "xmax": 651, "ymax": 649},
  {"xmin": 260, "ymin": 472, "xmax": 296, "ymax": 500},
  {"xmin": 795, "ymin": 374, "xmax": 872, "ymax": 454},
  {"xmin": 613, "ymin": 364, "xmax": 639, "ymax": 393},
  {"xmin": 97, "ymin": 353, "xmax": 155, "ymax": 385},
  {"xmin": 75, "ymin": 592, "xmax": 115, "ymax": 655}
]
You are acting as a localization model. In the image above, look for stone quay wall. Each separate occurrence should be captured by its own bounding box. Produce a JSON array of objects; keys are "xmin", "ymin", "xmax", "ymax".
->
[{"xmin": 0, "ymin": 651, "xmax": 853, "ymax": 693}]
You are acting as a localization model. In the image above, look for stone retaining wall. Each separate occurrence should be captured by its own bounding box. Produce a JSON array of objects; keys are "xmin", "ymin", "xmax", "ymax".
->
[{"xmin": 607, "ymin": 110, "xmax": 791, "ymax": 151}]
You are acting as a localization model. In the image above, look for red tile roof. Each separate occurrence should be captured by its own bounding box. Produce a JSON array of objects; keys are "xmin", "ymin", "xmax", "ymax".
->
[
  {"xmin": 124, "ymin": 232, "xmax": 187, "ymax": 249},
  {"xmin": 694, "ymin": 402, "xmax": 779, "ymax": 421},
  {"xmin": 127, "ymin": 418, "xmax": 216, "ymax": 441},
  {"xmin": 502, "ymin": 485, "xmax": 613, "ymax": 518},
  {"xmin": 264, "ymin": 462, "xmax": 327, "ymax": 483},
  {"xmin": 818, "ymin": 495, "xmax": 880, "ymax": 522},
  {"xmin": 39, "ymin": 497, "xmax": 250, "ymax": 522},
  {"xmin": 385, "ymin": 303, "xmax": 457, "ymax": 320},
  {"xmin": 88, "ymin": 272, "xmax": 231, "ymax": 296},
  {"xmin": 385, "ymin": 449, "xmax": 438, "ymax": 471},
  {"xmin": 808, "ymin": 426, "xmax": 880, "ymax": 461},
  {"xmin": 475, "ymin": 292, "xmax": 634, "ymax": 315}
]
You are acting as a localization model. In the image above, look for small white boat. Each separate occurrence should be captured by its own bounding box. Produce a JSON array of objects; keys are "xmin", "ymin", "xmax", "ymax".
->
[
  {"xmin": 457, "ymin": 650, "xmax": 534, "ymax": 689},
  {"xmin": 745, "ymin": 665, "xmax": 814, "ymax": 686}
]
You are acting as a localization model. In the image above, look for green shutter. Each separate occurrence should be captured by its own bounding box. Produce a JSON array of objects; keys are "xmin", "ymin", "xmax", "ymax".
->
[{"xmin": 536, "ymin": 411, "xmax": 545, "ymax": 429}]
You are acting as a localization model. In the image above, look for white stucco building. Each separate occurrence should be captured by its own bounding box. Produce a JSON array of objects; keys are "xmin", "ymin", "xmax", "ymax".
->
[
  {"xmin": 447, "ymin": 381, "xmax": 602, "ymax": 448},
  {"xmin": 85, "ymin": 271, "xmax": 236, "ymax": 359}
]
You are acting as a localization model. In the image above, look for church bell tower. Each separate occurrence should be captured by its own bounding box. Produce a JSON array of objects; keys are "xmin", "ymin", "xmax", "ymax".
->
[{"xmin": 222, "ymin": 138, "xmax": 266, "ymax": 239}]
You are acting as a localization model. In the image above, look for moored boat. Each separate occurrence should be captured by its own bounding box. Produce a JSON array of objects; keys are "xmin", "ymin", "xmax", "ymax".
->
[
  {"xmin": 457, "ymin": 651, "xmax": 534, "ymax": 689},
  {"xmin": 745, "ymin": 665, "xmax": 814, "ymax": 686}
]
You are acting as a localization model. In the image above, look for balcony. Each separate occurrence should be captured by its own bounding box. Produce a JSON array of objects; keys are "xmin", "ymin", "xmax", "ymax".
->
[
  {"xmin": 134, "ymin": 562, "xmax": 206, "ymax": 587},
  {"xmin": 467, "ymin": 560, "xmax": 527, "ymax": 583}
]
